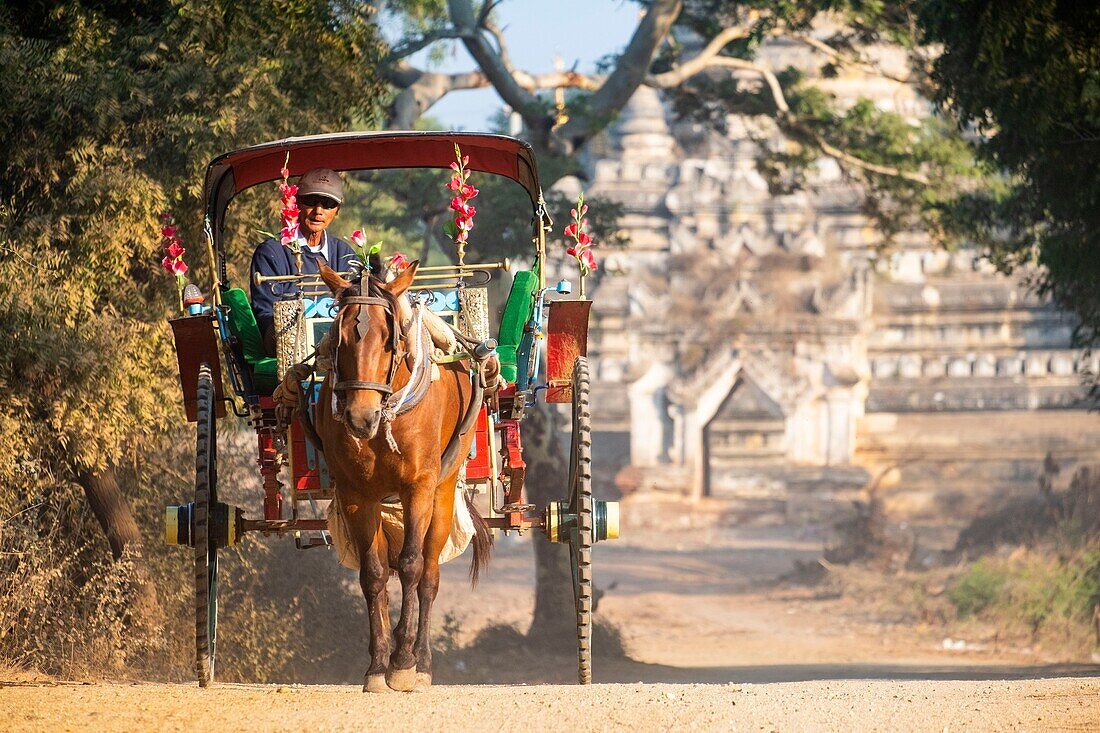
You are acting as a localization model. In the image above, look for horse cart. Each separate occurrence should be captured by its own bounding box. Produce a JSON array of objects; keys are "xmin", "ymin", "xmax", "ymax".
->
[{"xmin": 162, "ymin": 132, "xmax": 619, "ymax": 688}]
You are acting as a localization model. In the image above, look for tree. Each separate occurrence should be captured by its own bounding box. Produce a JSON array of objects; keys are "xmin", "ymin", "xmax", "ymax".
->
[
  {"xmin": 379, "ymin": 0, "xmax": 985, "ymax": 650},
  {"xmin": 920, "ymin": 0, "xmax": 1100, "ymax": 347},
  {"xmin": 0, "ymin": 0, "xmax": 387, "ymax": 629}
]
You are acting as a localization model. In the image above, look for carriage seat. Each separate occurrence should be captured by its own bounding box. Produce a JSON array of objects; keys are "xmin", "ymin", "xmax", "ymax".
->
[
  {"xmin": 221, "ymin": 288, "xmax": 279, "ymax": 394},
  {"xmin": 496, "ymin": 270, "xmax": 538, "ymax": 384}
]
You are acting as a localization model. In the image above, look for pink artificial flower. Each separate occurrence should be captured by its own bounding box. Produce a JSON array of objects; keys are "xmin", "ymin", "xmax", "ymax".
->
[
  {"xmin": 350, "ymin": 229, "xmax": 366, "ymax": 247},
  {"xmin": 456, "ymin": 231, "xmax": 469, "ymax": 243},
  {"xmin": 446, "ymin": 178, "xmax": 462, "ymax": 191},
  {"xmin": 165, "ymin": 240, "xmax": 185, "ymax": 259},
  {"xmin": 577, "ymin": 231, "xmax": 592, "ymax": 246},
  {"xmin": 450, "ymin": 196, "xmax": 466, "ymax": 212},
  {"xmin": 456, "ymin": 216, "xmax": 473, "ymax": 232},
  {"xmin": 563, "ymin": 223, "xmax": 577, "ymax": 239},
  {"xmin": 450, "ymin": 162, "xmax": 460, "ymax": 172},
  {"xmin": 161, "ymin": 225, "xmax": 177, "ymax": 239},
  {"xmin": 579, "ymin": 249, "xmax": 598, "ymax": 272},
  {"xmin": 462, "ymin": 155, "xmax": 469, "ymax": 166},
  {"xmin": 460, "ymin": 184, "xmax": 478, "ymax": 199},
  {"xmin": 279, "ymin": 183, "xmax": 298, "ymax": 198},
  {"xmin": 389, "ymin": 252, "xmax": 410, "ymax": 271},
  {"xmin": 280, "ymin": 166, "xmax": 290, "ymax": 179}
]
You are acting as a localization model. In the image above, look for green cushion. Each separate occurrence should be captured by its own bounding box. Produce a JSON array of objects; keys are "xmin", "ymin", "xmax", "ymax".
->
[
  {"xmin": 222, "ymin": 288, "xmax": 266, "ymax": 364},
  {"xmin": 221, "ymin": 287, "xmax": 278, "ymax": 394},
  {"xmin": 251, "ymin": 357, "xmax": 280, "ymax": 394},
  {"xmin": 497, "ymin": 271, "xmax": 538, "ymax": 383}
]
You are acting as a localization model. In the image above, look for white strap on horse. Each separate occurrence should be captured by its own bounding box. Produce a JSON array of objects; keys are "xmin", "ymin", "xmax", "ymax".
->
[{"xmin": 379, "ymin": 299, "xmax": 431, "ymax": 453}]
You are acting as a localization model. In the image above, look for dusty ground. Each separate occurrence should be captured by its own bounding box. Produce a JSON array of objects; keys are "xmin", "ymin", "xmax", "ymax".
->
[{"xmin": 4, "ymin": 519, "xmax": 1099, "ymax": 730}]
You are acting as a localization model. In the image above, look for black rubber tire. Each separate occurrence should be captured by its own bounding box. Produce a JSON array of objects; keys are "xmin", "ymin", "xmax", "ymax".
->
[
  {"xmin": 567, "ymin": 356, "xmax": 593, "ymax": 684},
  {"xmin": 194, "ymin": 363, "xmax": 219, "ymax": 688}
]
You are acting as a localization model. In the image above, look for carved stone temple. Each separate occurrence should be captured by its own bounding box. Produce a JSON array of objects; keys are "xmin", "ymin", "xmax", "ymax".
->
[{"xmin": 581, "ymin": 41, "xmax": 1100, "ymax": 522}]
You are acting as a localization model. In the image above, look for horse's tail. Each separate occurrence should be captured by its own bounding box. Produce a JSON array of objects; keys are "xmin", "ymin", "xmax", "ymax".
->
[{"xmin": 465, "ymin": 490, "xmax": 493, "ymax": 587}]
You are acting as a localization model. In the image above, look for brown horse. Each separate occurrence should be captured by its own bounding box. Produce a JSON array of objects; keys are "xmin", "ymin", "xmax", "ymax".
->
[{"xmin": 315, "ymin": 261, "xmax": 491, "ymax": 693}]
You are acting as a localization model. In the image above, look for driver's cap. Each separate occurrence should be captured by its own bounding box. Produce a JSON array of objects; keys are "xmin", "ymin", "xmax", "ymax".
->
[{"xmin": 297, "ymin": 168, "xmax": 344, "ymax": 204}]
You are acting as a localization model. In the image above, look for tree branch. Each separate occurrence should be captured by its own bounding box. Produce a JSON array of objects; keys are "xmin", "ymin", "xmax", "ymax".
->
[
  {"xmin": 656, "ymin": 55, "xmax": 930, "ymax": 185},
  {"xmin": 554, "ymin": 0, "xmax": 684, "ymax": 152},
  {"xmin": 388, "ymin": 27, "xmax": 466, "ymax": 61},
  {"xmin": 795, "ymin": 125, "xmax": 931, "ymax": 184},
  {"xmin": 788, "ymin": 33, "xmax": 912, "ymax": 84},
  {"xmin": 386, "ymin": 61, "xmax": 489, "ymax": 130},
  {"xmin": 447, "ymin": 0, "xmax": 544, "ymax": 126},
  {"xmin": 648, "ymin": 25, "xmax": 755, "ymax": 87}
]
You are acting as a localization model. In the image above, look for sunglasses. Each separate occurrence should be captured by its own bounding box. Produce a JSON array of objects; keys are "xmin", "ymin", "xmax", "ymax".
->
[{"xmin": 299, "ymin": 195, "xmax": 340, "ymax": 209}]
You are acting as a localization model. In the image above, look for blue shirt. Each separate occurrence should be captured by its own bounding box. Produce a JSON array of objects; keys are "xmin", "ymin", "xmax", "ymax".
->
[{"xmin": 249, "ymin": 234, "xmax": 357, "ymax": 340}]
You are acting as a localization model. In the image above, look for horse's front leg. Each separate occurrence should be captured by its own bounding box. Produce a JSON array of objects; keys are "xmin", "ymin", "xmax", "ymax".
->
[
  {"xmin": 412, "ymin": 478, "xmax": 457, "ymax": 691},
  {"xmin": 358, "ymin": 506, "xmax": 392, "ymax": 693},
  {"xmin": 387, "ymin": 477, "xmax": 434, "ymax": 691}
]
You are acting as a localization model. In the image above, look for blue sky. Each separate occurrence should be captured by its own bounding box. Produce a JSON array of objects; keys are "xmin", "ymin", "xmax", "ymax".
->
[{"xmin": 386, "ymin": 1, "xmax": 640, "ymax": 130}]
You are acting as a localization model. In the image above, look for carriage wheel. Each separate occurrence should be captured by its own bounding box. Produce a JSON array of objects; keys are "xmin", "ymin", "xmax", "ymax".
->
[
  {"xmin": 194, "ymin": 363, "xmax": 219, "ymax": 688},
  {"xmin": 567, "ymin": 356, "xmax": 593, "ymax": 684}
]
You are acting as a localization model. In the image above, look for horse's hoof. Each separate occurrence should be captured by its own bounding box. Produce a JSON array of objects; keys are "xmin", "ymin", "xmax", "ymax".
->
[
  {"xmin": 363, "ymin": 674, "xmax": 391, "ymax": 693},
  {"xmin": 413, "ymin": 672, "xmax": 432, "ymax": 692},
  {"xmin": 386, "ymin": 666, "xmax": 418, "ymax": 692}
]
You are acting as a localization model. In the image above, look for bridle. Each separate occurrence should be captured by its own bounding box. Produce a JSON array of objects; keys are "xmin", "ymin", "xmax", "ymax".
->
[{"xmin": 330, "ymin": 292, "xmax": 407, "ymax": 400}]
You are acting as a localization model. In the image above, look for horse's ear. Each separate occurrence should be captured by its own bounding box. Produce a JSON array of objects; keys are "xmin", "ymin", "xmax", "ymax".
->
[
  {"xmin": 385, "ymin": 260, "xmax": 419, "ymax": 297},
  {"xmin": 319, "ymin": 260, "xmax": 351, "ymax": 295}
]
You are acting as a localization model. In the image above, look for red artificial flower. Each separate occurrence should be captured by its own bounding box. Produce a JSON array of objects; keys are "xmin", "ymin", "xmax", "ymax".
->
[
  {"xmin": 456, "ymin": 230, "xmax": 469, "ymax": 243},
  {"xmin": 460, "ymin": 184, "xmax": 478, "ymax": 199},
  {"xmin": 566, "ymin": 246, "xmax": 577, "ymax": 257},
  {"xmin": 162, "ymin": 256, "xmax": 188, "ymax": 276},
  {"xmin": 450, "ymin": 162, "xmax": 459, "ymax": 172},
  {"xmin": 563, "ymin": 223, "xmax": 577, "ymax": 239},
  {"xmin": 165, "ymin": 240, "xmax": 185, "ymax": 259},
  {"xmin": 579, "ymin": 249, "xmax": 598, "ymax": 272},
  {"xmin": 577, "ymin": 231, "xmax": 592, "ymax": 246},
  {"xmin": 161, "ymin": 225, "xmax": 177, "ymax": 239},
  {"xmin": 446, "ymin": 178, "xmax": 462, "ymax": 191}
]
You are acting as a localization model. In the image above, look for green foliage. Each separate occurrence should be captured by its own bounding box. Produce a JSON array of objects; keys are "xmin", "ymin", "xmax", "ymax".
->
[
  {"xmin": 667, "ymin": 2, "xmax": 987, "ymax": 247},
  {"xmin": 0, "ymin": 1, "xmax": 386, "ymax": 486},
  {"xmin": 948, "ymin": 550, "xmax": 1100, "ymax": 634},
  {"xmin": 948, "ymin": 560, "xmax": 1005, "ymax": 618},
  {"xmin": 921, "ymin": 0, "xmax": 1100, "ymax": 345}
]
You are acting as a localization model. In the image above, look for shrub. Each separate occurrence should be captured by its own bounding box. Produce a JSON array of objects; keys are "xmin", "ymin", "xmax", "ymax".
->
[{"xmin": 949, "ymin": 560, "xmax": 1006, "ymax": 617}]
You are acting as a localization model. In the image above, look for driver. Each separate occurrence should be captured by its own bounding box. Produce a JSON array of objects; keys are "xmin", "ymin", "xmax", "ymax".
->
[{"xmin": 250, "ymin": 167, "xmax": 370, "ymax": 356}]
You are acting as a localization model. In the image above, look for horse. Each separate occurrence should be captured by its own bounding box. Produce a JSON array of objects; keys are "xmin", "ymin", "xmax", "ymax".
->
[{"xmin": 314, "ymin": 260, "xmax": 491, "ymax": 693}]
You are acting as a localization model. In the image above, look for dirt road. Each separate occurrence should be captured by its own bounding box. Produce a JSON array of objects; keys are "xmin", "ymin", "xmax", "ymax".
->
[
  {"xmin": 4, "ymin": 522, "xmax": 1098, "ymax": 730},
  {"xmin": 3, "ymin": 677, "xmax": 1098, "ymax": 732}
]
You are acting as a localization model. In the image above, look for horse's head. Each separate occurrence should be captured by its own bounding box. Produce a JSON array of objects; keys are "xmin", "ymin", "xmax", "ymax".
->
[{"xmin": 319, "ymin": 260, "xmax": 419, "ymax": 439}]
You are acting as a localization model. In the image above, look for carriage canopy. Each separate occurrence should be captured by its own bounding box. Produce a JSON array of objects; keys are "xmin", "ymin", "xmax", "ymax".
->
[{"xmin": 203, "ymin": 131, "xmax": 544, "ymax": 249}]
